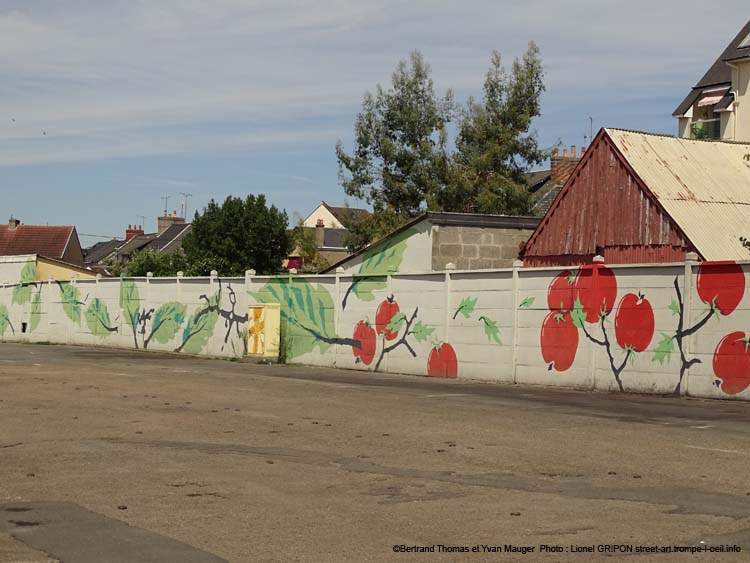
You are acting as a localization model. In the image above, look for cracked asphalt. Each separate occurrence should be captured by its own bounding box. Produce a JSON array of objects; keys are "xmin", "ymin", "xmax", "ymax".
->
[{"xmin": 1, "ymin": 342, "xmax": 749, "ymax": 562}]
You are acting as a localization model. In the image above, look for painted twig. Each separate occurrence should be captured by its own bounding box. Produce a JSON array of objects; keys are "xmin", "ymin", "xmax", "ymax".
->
[
  {"xmin": 373, "ymin": 307, "xmax": 419, "ymax": 372},
  {"xmin": 579, "ymin": 315, "xmax": 631, "ymax": 392}
]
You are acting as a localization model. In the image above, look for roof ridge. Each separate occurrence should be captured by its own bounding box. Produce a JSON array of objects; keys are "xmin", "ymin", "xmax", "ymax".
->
[{"xmin": 606, "ymin": 127, "xmax": 750, "ymax": 146}]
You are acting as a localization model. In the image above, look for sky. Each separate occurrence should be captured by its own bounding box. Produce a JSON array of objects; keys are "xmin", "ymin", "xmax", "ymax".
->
[{"xmin": 1, "ymin": 1, "xmax": 747, "ymax": 247}]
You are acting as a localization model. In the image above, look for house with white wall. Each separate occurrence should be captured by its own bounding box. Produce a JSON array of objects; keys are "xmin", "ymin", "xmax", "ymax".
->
[{"xmin": 674, "ymin": 19, "xmax": 750, "ymax": 141}]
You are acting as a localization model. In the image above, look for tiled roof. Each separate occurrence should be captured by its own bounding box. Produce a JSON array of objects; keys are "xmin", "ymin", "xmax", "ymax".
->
[
  {"xmin": 0, "ymin": 224, "xmax": 74, "ymax": 259},
  {"xmin": 117, "ymin": 233, "xmax": 157, "ymax": 256},
  {"xmin": 674, "ymin": 19, "xmax": 750, "ymax": 116},
  {"xmin": 322, "ymin": 203, "xmax": 371, "ymax": 224},
  {"xmin": 145, "ymin": 224, "xmax": 192, "ymax": 251},
  {"xmin": 83, "ymin": 239, "xmax": 124, "ymax": 264}
]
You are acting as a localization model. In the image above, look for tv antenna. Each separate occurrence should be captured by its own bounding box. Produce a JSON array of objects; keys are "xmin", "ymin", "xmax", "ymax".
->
[
  {"xmin": 583, "ymin": 116, "xmax": 594, "ymax": 146},
  {"xmin": 161, "ymin": 195, "xmax": 170, "ymax": 215},
  {"xmin": 179, "ymin": 192, "xmax": 193, "ymax": 219}
]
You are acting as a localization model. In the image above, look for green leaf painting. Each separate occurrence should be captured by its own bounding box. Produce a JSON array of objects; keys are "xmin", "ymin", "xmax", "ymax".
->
[
  {"xmin": 119, "ymin": 278, "xmax": 140, "ymax": 335},
  {"xmin": 411, "ymin": 320, "xmax": 434, "ymax": 343},
  {"xmin": 0, "ymin": 305, "xmax": 12, "ymax": 336},
  {"xmin": 352, "ymin": 228, "xmax": 416, "ymax": 302},
  {"xmin": 385, "ymin": 312, "xmax": 407, "ymax": 334},
  {"xmin": 519, "ymin": 296, "xmax": 535, "ymax": 309},
  {"xmin": 668, "ymin": 299, "xmax": 680, "ymax": 317},
  {"xmin": 252, "ymin": 277, "xmax": 335, "ymax": 360},
  {"xmin": 29, "ymin": 291, "xmax": 42, "ymax": 333},
  {"xmin": 58, "ymin": 282, "xmax": 82, "ymax": 324},
  {"xmin": 652, "ymin": 333, "xmax": 675, "ymax": 365},
  {"xmin": 148, "ymin": 302, "xmax": 187, "ymax": 345},
  {"xmin": 12, "ymin": 260, "xmax": 36, "ymax": 305},
  {"xmin": 570, "ymin": 296, "xmax": 587, "ymax": 329},
  {"xmin": 85, "ymin": 298, "xmax": 116, "ymax": 338},
  {"xmin": 652, "ymin": 332, "xmax": 674, "ymax": 365},
  {"xmin": 180, "ymin": 293, "xmax": 220, "ymax": 354},
  {"xmin": 478, "ymin": 316, "xmax": 501, "ymax": 345},
  {"xmin": 454, "ymin": 296, "xmax": 477, "ymax": 319}
]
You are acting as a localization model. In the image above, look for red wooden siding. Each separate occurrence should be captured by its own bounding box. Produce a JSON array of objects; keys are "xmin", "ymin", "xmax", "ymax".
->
[{"xmin": 522, "ymin": 134, "xmax": 693, "ymax": 267}]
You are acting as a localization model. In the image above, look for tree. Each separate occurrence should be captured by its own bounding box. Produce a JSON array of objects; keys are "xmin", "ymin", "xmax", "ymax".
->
[
  {"xmin": 336, "ymin": 51, "xmax": 454, "ymax": 242},
  {"xmin": 336, "ymin": 45, "xmax": 547, "ymax": 246},
  {"xmin": 290, "ymin": 222, "xmax": 331, "ymax": 273},
  {"xmin": 124, "ymin": 249, "xmax": 188, "ymax": 277},
  {"xmin": 441, "ymin": 43, "xmax": 547, "ymax": 215},
  {"xmin": 182, "ymin": 195, "xmax": 291, "ymax": 276}
]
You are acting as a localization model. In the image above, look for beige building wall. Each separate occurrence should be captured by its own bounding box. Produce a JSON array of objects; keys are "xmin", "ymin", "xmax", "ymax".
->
[
  {"xmin": 303, "ymin": 205, "xmax": 344, "ymax": 229},
  {"xmin": 37, "ymin": 258, "xmax": 97, "ymax": 281}
]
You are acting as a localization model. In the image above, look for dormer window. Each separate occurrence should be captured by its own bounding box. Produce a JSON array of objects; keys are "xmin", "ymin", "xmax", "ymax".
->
[{"xmin": 739, "ymin": 31, "xmax": 750, "ymax": 49}]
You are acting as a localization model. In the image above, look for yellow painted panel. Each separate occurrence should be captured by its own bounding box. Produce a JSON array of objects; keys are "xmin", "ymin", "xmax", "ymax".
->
[{"xmin": 37, "ymin": 260, "xmax": 97, "ymax": 281}]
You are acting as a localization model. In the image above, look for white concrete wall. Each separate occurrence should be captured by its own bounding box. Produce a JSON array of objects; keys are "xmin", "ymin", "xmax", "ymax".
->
[
  {"xmin": 0, "ymin": 272, "xmax": 247, "ymax": 358},
  {"xmin": 248, "ymin": 258, "xmax": 750, "ymax": 401}
]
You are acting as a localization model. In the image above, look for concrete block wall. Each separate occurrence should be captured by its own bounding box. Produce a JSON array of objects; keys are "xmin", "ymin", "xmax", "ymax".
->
[
  {"xmin": 0, "ymin": 270, "xmax": 247, "ymax": 358},
  {"xmin": 431, "ymin": 226, "xmax": 531, "ymax": 270},
  {"xmin": 248, "ymin": 258, "xmax": 750, "ymax": 402}
]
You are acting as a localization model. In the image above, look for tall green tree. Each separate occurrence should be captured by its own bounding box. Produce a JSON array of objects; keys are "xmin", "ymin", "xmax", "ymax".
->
[
  {"xmin": 124, "ymin": 249, "xmax": 188, "ymax": 277},
  {"xmin": 182, "ymin": 195, "xmax": 291, "ymax": 276},
  {"xmin": 337, "ymin": 44, "xmax": 546, "ymax": 246},
  {"xmin": 442, "ymin": 43, "xmax": 547, "ymax": 215},
  {"xmin": 336, "ymin": 51, "xmax": 454, "ymax": 242}
]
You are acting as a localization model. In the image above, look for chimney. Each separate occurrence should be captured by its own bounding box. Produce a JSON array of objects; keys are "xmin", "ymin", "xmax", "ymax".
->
[
  {"xmin": 125, "ymin": 224, "xmax": 144, "ymax": 241},
  {"xmin": 550, "ymin": 143, "xmax": 583, "ymax": 186},
  {"xmin": 8, "ymin": 216, "xmax": 20, "ymax": 230},
  {"xmin": 157, "ymin": 209, "xmax": 186, "ymax": 235},
  {"xmin": 315, "ymin": 218, "xmax": 325, "ymax": 248}
]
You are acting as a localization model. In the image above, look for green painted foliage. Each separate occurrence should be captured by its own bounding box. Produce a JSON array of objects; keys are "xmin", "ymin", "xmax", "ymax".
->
[
  {"xmin": 519, "ymin": 296, "xmax": 535, "ymax": 309},
  {"xmin": 411, "ymin": 320, "xmax": 434, "ymax": 343},
  {"xmin": 180, "ymin": 294, "xmax": 219, "ymax": 354},
  {"xmin": 119, "ymin": 279, "xmax": 140, "ymax": 335},
  {"xmin": 12, "ymin": 260, "xmax": 36, "ymax": 305},
  {"xmin": 652, "ymin": 333, "xmax": 675, "ymax": 365},
  {"xmin": 479, "ymin": 316, "xmax": 501, "ymax": 345},
  {"xmin": 385, "ymin": 312, "xmax": 407, "ymax": 334},
  {"xmin": 252, "ymin": 277, "xmax": 335, "ymax": 360},
  {"xmin": 58, "ymin": 283, "xmax": 82, "ymax": 324},
  {"xmin": 0, "ymin": 305, "xmax": 11, "ymax": 336},
  {"xmin": 352, "ymin": 228, "xmax": 415, "ymax": 301},
  {"xmin": 571, "ymin": 296, "xmax": 587, "ymax": 329},
  {"xmin": 149, "ymin": 302, "xmax": 187, "ymax": 345},
  {"xmin": 85, "ymin": 298, "xmax": 115, "ymax": 337},
  {"xmin": 29, "ymin": 291, "xmax": 42, "ymax": 333},
  {"xmin": 455, "ymin": 296, "xmax": 478, "ymax": 319}
]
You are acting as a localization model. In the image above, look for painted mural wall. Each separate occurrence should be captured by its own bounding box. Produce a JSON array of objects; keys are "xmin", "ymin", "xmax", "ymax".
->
[
  {"xmin": 0, "ymin": 259, "xmax": 247, "ymax": 358},
  {"xmin": 249, "ymin": 251, "xmax": 750, "ymax": 401},
  {"xmin": 3, "ymin": 250, "xmax": 750, "ymax": 402}
]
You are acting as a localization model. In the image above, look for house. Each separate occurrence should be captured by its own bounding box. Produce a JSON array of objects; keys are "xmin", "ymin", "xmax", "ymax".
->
[
  {"xmin": 520, "ymin": 128, "xmax": 750, "ymax": 267},
  {"xmin": 525, "ymin": 145, "xmax": 583, "ymax": 216},
  {"xmin": 674, "ymin": 18, "xmax": 750, "ymax": 141},
  {"xmin": 323, "ymin": 211, "xmax": 540, "ymax": 274},
  {"xmin": 0, "ymin": 217, "xmax": 84, "ymax": 265},
  {"xmin": 0, "ymin": 254, "xmax": 97, "ymax": 284},
  {"xmin": 84, "ymin": 211, "xmax": 191, "ymax": 271},
  {"xmin": 302, "ymin": 201, "xmax": 370, "ymax": 229}
]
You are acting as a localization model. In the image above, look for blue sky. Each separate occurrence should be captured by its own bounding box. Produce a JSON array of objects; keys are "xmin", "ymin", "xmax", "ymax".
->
[{"xmin": 1, "ymin": 1, "xmax": 746, "ymax": 247}]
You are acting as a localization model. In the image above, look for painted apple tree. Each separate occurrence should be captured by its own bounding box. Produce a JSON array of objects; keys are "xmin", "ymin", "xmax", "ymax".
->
[{"xmin": 538, "ymin": 264, "xmax": 656, "ymax": 391}]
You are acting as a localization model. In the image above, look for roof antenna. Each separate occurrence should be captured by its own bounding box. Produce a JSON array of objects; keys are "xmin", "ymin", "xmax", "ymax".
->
[
  {"xmin": 161, "ymin": 195, "xmax": 170, "ymax": 216},
  {"xmin": 583, "ymin": 116, "xmax": 594, "ymax": 146}
]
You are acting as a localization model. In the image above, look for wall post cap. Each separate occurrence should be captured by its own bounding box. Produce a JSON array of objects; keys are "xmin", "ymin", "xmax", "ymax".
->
[
  {"xmin": 176, "ymin": 271, "xmax": 184, "ymax": 277},
  {"xmin": 96, "ymin": 273, "xmax": 102, "ymax": 280},
  {"xmin": 246, "ymin": 269, "xmax": 256, "ymax": 276},
  {"xmin": 593, "ymin": 255, "xmax": 605, "ymax": 263},
  {"xmin": 445, "ymin": 262, "xmax": 457, "ymax": 270},
  {"xmin": 210, "ymin": 270, "xmax": 218, "ymax": 277},
  {"xmin": 335, "ymin": 267, "xmax": 345, "ymax": 274},
  {"xmin": 289, "ymin": 268, "xmax": 298, "ymax": 275},
  {"xmin": 513, "ymin": 259, "xmax": 524, "ymax": 268},
  {"xmin": 146, "ymin": 272, "xmax": 154, "ymax": 278},
  {"xmin": 685, "ymin": 252, "xmax": 699, "ymax": 262}
]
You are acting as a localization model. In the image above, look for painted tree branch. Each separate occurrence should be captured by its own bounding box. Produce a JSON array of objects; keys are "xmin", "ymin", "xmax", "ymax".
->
[
  {"xmin": 290, "ymin": 319, "xmax": 362, "ymax": 348},
  {"xmin": 670, "ymin": 276, "xmax": 714, "ymax": 395},
  {"xmin": 579, "ymin": 315, "xmax": 630, "ymax": 392},
  {"xmin": 374, "ymin": 307, "xmax": 419, "ymax": 372}
]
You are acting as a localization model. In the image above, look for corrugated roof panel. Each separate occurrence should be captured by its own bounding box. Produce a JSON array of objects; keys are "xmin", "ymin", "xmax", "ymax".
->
[{"xmin": 607, "ymin": 129, "xmax": 750, "ymax": 261}]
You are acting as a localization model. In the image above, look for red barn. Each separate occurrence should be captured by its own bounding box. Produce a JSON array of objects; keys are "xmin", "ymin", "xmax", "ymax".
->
[{"xmin": 520, "ymin": 128, "xmax": 750, "ymax": 267}]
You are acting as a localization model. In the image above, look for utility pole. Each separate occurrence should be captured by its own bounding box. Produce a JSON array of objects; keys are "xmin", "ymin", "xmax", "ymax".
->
[{"xmin": 179, "ymin": 192, "xmax": 193, "ymax": 219}]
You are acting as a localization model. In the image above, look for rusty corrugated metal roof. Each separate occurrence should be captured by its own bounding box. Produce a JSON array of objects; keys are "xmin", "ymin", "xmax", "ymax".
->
[{"xmin": 607, "ymin": 129, "xmax": 750, "ymax": 261}]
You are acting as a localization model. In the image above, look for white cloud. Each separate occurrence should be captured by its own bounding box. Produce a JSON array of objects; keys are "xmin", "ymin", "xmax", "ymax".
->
[{"xmin": 0, "ymin": 0, "xmax": 747, "ymax": 166}]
